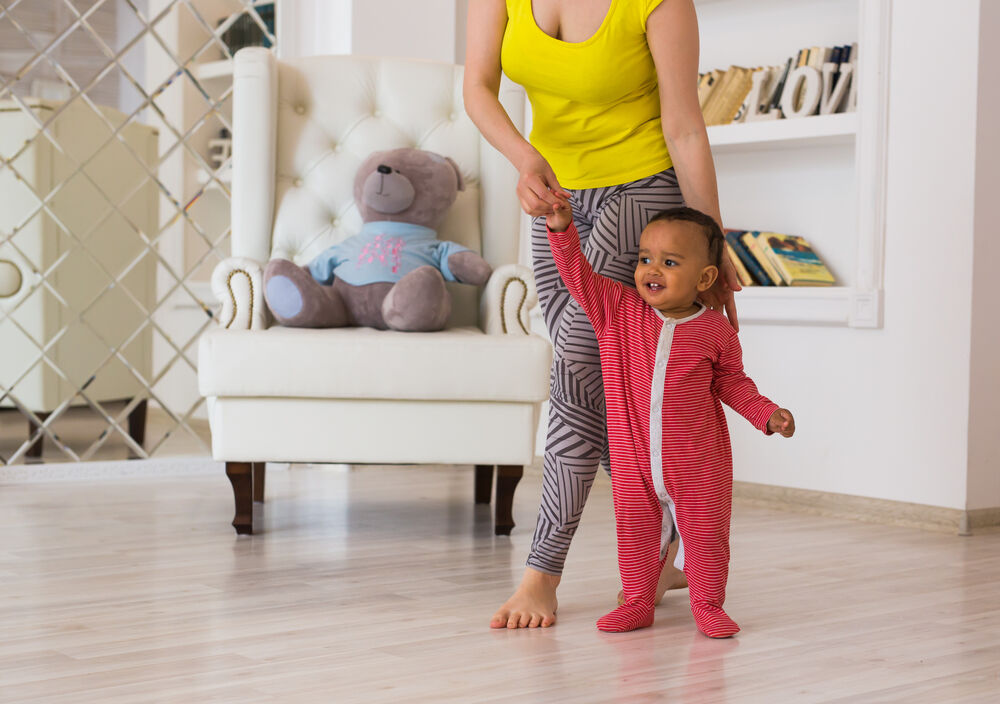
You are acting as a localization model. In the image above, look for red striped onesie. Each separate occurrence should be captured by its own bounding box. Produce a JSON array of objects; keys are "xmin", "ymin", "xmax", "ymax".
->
[{"xmin": 548, "ymin": 224, "xmax": 778, "ymax": 637}]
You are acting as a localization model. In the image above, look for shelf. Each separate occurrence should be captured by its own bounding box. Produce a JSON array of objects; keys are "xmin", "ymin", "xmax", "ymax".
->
[
  {"xmin": 192, "ymin": 59, "xmax": 234, "ymax": 82},
  {"xmin": 735, "ymin": 285, "xmax": 853, "ymax": 326},
  {"xmin": 528, "ymin": 286, "xmax": 860, "ymax": 327},
  {"xmin": 707, "ymin": 112, "xmax": 858, "ymax": 153}
]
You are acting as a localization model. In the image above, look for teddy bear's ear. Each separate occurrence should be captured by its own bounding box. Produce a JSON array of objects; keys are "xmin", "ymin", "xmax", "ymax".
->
[{"xmin": 444, "ymin": 156, "xmax": 465, "ymax": 192}]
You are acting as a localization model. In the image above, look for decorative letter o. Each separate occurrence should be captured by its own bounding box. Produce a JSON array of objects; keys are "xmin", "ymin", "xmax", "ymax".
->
[{"xmin": 780, "ymin": 66, "xmax": 823, "ymax": 119}]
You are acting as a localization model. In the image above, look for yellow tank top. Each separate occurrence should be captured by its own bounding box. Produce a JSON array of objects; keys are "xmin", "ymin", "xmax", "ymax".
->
[{"xmin": 501, "ymin": 0, "xmax": 672, "ymax": 190}]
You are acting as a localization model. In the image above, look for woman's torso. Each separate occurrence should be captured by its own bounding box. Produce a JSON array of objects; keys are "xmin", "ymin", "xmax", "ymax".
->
[{"xmin": 501, "ymin": 0, "xmax": 673, "ymax": 189}]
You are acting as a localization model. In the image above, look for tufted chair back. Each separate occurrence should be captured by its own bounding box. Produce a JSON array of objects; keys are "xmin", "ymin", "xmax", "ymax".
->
[{"xmin": 230, "ymin": 49, "xmax": 524, "ymax": 327}]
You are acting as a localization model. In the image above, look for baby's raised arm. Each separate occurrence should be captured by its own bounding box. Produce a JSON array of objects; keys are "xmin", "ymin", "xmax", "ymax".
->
[{"xmin": 546, "ymin": 204, "xmax": 623, "ymax": 339}]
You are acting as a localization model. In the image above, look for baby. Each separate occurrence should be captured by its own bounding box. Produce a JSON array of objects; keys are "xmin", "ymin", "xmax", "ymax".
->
[{"xmin": 546, "ymin": 199, "xmax": 795, "ymax": 638}]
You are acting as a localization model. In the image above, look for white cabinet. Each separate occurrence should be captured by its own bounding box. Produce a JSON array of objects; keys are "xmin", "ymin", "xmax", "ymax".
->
[{"xmin": 0, "ymin": 98, "xmax": 158, "ymax": 452}]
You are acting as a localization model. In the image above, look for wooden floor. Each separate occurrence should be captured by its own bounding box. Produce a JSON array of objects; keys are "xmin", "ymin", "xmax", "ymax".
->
[{"xmin": 1, "ymin": 464, "xmax": 998, "ymax": 703}]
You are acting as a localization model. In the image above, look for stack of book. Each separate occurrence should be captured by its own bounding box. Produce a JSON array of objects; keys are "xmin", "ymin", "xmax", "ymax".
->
[
  {"xmin": 724, "ymin": 230, "xmax": 836, "ymax": 287},
  {"xmin": 699, "ymin": 43, "xmax": 857, "ymax": 125}
]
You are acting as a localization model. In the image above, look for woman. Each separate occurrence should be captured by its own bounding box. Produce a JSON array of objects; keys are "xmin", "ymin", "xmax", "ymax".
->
[{"xmin": 464, "ymin": 0, "xmax": 740, "ymax": 629}]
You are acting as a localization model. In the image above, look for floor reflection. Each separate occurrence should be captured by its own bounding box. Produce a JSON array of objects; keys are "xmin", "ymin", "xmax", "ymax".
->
[{"xmin": 0, "ymin": 404, "xmax": 211, "ymax": 463}]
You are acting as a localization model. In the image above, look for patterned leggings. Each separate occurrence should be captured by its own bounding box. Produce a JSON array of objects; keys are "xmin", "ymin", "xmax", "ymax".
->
[{"xmin": 527, "ymin": 168, "xmax": 685, "ymax": 576}]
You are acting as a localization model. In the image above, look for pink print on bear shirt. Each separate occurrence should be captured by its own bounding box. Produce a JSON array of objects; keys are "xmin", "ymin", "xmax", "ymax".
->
[{"xmin": 357, "ymin": 234, "xmax": 404, "ymax": 274}]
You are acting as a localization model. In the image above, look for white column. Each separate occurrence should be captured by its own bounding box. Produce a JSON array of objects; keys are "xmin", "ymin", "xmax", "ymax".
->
[
  {"xmin": 966, "ymin": 0, "xmax": 1000, "ymax": 513},
  {"xmin": 279, "ymin": 0, "xmax": 353, "ymax": 58}
]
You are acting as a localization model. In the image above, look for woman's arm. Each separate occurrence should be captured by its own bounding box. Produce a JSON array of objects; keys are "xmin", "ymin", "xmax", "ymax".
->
[
  {"xmin": 464, "ymin": 0, "xmax": 570, "ymax": 217},
  {"xmin": 646, "ymin": 0, "xmax": 741, "ymax": 330}
]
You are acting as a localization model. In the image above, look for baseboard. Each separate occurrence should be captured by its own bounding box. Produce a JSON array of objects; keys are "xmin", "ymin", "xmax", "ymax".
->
[
  {"xmin": 734, "ymin": 481, "xmax": 1000, "ymax": 536},
  {"xmin": 965, "ymin": 507, "xmax": 1000, "ymax": 533}
]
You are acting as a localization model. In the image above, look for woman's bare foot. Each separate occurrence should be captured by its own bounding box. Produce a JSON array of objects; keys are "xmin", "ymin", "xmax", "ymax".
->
[
  {"xmin": 617, "ymin": 539, "xmax": 688, "ymax": 606},
  {"xmin": 490, "ymin": 567, "xmax": 560, "ymax": 628}
]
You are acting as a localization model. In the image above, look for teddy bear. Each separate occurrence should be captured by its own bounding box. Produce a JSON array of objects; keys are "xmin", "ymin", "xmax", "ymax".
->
[{"xmin": 262, "ymin": 148, "xmax": 492, "ymax": 331}]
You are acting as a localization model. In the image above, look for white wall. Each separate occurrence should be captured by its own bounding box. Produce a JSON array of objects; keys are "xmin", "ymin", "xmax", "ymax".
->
[
  {"xmin": 282, "ymin": 0, "xmax": 468, "ymax": 63},
  {"xmin": 728, "ymin": 2, "xmax": 984, "ymax": 511},
  {"xmin": 966, "ymin": 0, "xmax": 1000, "ymax": 511},
  {"xmin": 352, "ymin": 0, "xmax": 458, "ymax": 63}
]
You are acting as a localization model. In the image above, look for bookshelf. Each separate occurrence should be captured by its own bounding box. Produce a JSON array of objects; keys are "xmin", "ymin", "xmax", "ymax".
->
[{"xmin": 696, "ymin": 0, "xmax": 890, "ymax": 328}]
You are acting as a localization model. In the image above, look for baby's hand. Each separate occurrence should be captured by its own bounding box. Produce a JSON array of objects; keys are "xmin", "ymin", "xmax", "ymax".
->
[
  {"xmin": 546, "ymin": 194, "xmax": 573, "ymax": 233},
  {"xmin": 768, "ymin": 408, "xmax": 795, "ymax": 438}
]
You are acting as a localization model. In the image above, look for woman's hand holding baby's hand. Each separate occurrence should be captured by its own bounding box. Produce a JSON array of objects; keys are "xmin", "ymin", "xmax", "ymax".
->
[
  {"xmin": 767, "ymin": 408, "xmax": 795, "ymax": 437},
  {"xmin": 546, "ymin": 194, "xmax": 573, "ymax": 233},
  {"xmin": 516, "ymin": 147, "xmax": 572, "ymax": 218}
]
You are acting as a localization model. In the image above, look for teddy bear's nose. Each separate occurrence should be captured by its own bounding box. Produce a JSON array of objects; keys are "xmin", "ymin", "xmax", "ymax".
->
[{"xmin": 377, "ymin": 164, "xmax": 392, "ymax": 174}]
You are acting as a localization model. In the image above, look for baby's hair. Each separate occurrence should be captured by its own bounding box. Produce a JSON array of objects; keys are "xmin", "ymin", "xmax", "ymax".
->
[{"xmin": 646, "ymin": 207, "xmax": 724, "ymax": 267}]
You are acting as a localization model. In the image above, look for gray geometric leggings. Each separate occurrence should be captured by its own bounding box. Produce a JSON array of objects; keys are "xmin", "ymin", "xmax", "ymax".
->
[{"xmin": 526, "ymin": 168, "xmax": 684, "ymax": 575}]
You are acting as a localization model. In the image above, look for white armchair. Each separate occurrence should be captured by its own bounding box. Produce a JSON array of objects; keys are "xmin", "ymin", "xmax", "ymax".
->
[{"xmin": 198, "ymin": 49, "xmax": 551, "ymax": 535}]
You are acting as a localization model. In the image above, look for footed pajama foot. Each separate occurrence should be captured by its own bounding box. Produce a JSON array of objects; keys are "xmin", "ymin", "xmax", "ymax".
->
[
  {"xmin": 691, "ymin": 601, "xmax": 740, "ymax": 638},
  {"xmin": 597, "ymin": 601, "xmax": 654, "ymax": 633}
]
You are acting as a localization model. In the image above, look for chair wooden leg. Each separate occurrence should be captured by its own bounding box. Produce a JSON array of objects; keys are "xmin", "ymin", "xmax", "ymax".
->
[
  {"xmin": 26, "ymin": 412, "xmax": 50, "ymax": 459},
  {"xmin": 474, "ymin": 464, "xmax": 494, "ymax": 504},
  {"xmin": 226, "ymin": 461, "xmax": 254, "ymax": 535},
  {"xmin": 252, "ymin": 462, "xmax": 266, "ymax": 503},
  {"xmin": 127, "ymin": 398, "xmax": 147, "ymax": 449},
  {"xmin": 494, "ymin": 465, "xmax": 523, "ymax": 536}
]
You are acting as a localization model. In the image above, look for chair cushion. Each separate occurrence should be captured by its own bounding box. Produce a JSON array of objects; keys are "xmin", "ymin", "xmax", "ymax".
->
[{"xmin": 198, "ymin": 326, "xmax": 551, "ymax": 403}]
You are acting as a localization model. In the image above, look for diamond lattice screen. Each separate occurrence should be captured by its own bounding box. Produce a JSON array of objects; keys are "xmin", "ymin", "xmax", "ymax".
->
[{"xmin": 0, "ymin": 0, "xmax": 274, "ymax": 463}]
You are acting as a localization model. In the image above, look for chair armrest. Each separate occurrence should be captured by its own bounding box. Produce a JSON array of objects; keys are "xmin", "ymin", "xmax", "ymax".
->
[
  {"xmin": 211, "ymin": 257, "xmax": 269, "ymax": 331},
  {"xmin": 480, "ymin": 264, "xmax": 538, "ymax": 335}
]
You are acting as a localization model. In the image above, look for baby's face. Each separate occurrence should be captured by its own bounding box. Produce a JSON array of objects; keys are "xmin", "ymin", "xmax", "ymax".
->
[{"xmin": 634, "ymin": 221, "xmax": 718, "ymax": 314}]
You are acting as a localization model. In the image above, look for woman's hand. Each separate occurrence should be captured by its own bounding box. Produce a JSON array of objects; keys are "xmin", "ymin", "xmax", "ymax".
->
[
  {"xmin": 516, "ymin": 147, "xmax": 572, "ymax": 218},
  {"xmin": 698, "ymin": 251, "xmax": 742, "ymax": 331}
]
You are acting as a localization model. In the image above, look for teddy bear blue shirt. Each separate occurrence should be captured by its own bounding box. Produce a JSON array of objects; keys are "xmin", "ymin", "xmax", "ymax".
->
[{"xmin": 308, "ymin": 221, "xmax": 473, "ymax": 287}]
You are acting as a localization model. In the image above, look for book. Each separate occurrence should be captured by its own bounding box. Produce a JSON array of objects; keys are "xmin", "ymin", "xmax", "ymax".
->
[
  {"xmin": 716, "ymin": 66, "xmax": 753, "ymax": 125},
  {"xmin": 701, "ymin": 67, "xmax": 737, "ymax": 124},
  {"xmin": 724, "ymin": 242, "xmax": 755, "ymax": 286},
  {"xmin": 741, "ymin": 231, "xmax": 785, "ymax": 286},
  {"xmin": 725, "ymin": 230, "xmax": 774, "ymax": 285},
  {"xmin": 704, "ymin": 66, "xmax": 752, "ymax": 125},
  {"xmin": 700, "ymin": 69, "xmax": 725, "ymax": 123},
  {"xmin": 733, "ymin": 68, "xmax": 763, "ymax": 123},
  {"xmin": 768, "ymin": 57, "xmax": 794, "ymax": 113},
  {"xmin": 698, "ymin": 70, "xmax": 722, "ymax": 110},
  {"xmin": 809, "ymin": 46, "xmax": 830, "ymax": 69},
  {"xmin": 761, "ymin": 65, "xmax": 784, "ymax": 110},
  {"xmin": 757, "ymin": 232, "xmax": 837, "ymax": 286}
]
